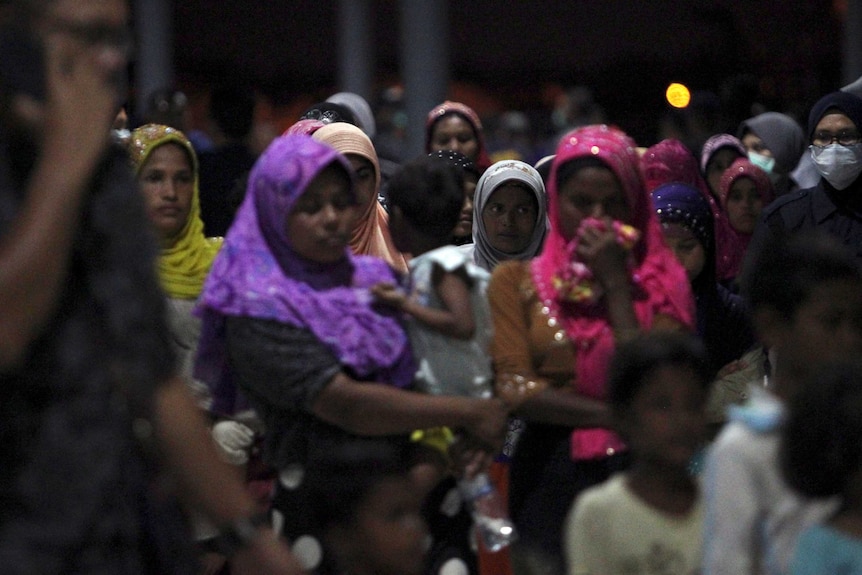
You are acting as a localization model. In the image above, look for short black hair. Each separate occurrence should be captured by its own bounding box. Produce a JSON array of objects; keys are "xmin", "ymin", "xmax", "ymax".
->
[
  {"xmin": 741, "ymin": 229, "xmax": 862, "ymax": 321},
  {"xmin": 607, "ymin": 331, "xmax": 711, "ymax": 413},
  {"xmin": 781, "ymin": 360, "xmax": 862, "ymax": 498},
  {"xmin": 386, "ymin": 155, "xmax": 463, "ymax": 240},
  {"xmin": 305, "ymin": 439, "xmax": 412, "ymax": 529}
]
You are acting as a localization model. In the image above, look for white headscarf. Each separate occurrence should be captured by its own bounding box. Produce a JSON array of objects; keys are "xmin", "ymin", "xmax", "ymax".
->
[{"xmin": 471, "ymin": 160, "xmax": 549, "ymax": 271}]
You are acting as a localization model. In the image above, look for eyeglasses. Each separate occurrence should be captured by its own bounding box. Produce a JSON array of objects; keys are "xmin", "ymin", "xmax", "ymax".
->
[{"xmin": 811, "ymin": 130, "xmax": 862, "ymax": 147}]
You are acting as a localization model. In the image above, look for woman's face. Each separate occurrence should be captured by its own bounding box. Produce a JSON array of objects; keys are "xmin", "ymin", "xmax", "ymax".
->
[
  {"xmin": 481, "ymin": 182, "xmax": 538, "ymax": 254},
  {"xmin": 347, "ymin": 154, "xmax": 376, "ymax": 209},
  {"xmin": 661, "ymin": 222, "xmax": 706, "ymax": 281},
  {"xmin": 138, "ymin": 142, "xmax": 195, "ymax": 243},
  {"xmin": 741, "ymin": 132, "xmax": 772, "ymax": 158},
  {"xmin": 429, "ymin": 114, "xmax": 479, "ymax": 161},
  {"xmin": 725, "ymin": 177, "xmax": 763, "ymax": 235},
  {"xmin": 453, "ymin": 173, "xmax": 478, "ymax": 239},
  {"xmin": 706, "ymin": 148, "xmax": 740, "ymax": 197},
  {"xmin": 286, "ymin": 164, "xmax": 357, "ymax": 263},
  {"xmin": 556, "ymin": 165, "xmax": 629, "ymax": 240}
]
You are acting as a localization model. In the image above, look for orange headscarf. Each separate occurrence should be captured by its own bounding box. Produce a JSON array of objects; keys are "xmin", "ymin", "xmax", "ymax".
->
[{"xmin": 312, "ymin": 123, "xmax": 409, "ymax": 273}]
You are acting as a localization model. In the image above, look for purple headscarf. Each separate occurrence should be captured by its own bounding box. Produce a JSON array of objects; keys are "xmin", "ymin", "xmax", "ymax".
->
[{"xmin": 194, "ymin": 135, "xmax": 414, "ymax": 414}]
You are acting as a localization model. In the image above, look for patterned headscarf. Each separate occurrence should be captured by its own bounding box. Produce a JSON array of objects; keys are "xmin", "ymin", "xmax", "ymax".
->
[
  {"xmin": 718, "ymin": 158, "xmax": 774, "ymax": 254},
  {"xmin": 641, "ymin": 138, "xmax": 742, "ymax": 282},
  {"xmin": 194, "ymin": 135, "xmax": 415, "ymax": 414},
  {"xmin": 312, "ymin": 122, "xmax": 409, "ymax": 273},
  {"xmin": 129, "ymin": 123, "xmax": 222, "ymax": 299},
  {"xmin": 283, "ymin": 119, "xmax": 326, "ymax": 137},
  {"xmin": 425, "ymin": 100, "xmax": 492, "ymax": 172},
  {"xmin": 700, "ymin": 133, "xmax": 747, "ymax": 174},
  {"xmin": 472, "ymin": 159, "xmax": 548, "ymax": 271},
  {"xmin": 534, "ymin": 125, "xmax": 694, "ymax": 460},
  {"xmin": 428, "ymin": 149, "xmax": 481, "ymax": 179}
]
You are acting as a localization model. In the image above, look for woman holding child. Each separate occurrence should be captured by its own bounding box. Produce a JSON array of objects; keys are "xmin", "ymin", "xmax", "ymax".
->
[
  {"xmin": 194, "ymin": 135, "xmax": 507, "ymax": 574},
  {"xmin": 487, "ymin": 125, "xmax": 694, "ymax": 575}
]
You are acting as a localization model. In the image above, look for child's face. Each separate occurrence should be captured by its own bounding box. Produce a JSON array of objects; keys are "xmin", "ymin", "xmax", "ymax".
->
[
  {"xmin": 346, "ymin": 476, "xmax": 428, "ymax": 575},
  {"xmin": 661, "ymin": 222, "xmax": 706, "ymax": 281},
  {"xmin": 620, "ymin": 364, "xmax": 707, "ymax": 470},
  {"xmin": 777, "ymin": 279, "xmax": 862, "ymax": 382}
]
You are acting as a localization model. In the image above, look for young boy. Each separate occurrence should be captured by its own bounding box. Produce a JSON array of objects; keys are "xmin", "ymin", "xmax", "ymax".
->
[
  {"xmin": 306, "ymin": 439, "xmax": 428, "ymax": 575},
  {"xmin": 703, "ymin": 230, "xmax": 862, "ymax": 575},
  {"xmin": 564, "ymin": 332, "xmax": 712, "ymax": 575}
]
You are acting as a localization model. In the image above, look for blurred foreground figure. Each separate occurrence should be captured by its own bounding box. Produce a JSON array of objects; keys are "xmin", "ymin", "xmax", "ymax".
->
[{"xmin": 0, "ymin": 1, "xmax": 303, "ymax": 573}]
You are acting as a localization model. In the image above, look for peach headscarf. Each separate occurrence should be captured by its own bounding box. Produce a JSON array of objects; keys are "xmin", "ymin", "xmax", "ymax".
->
[{"xmin": 312, "ymin": 123, "xmax": 409, "ymax": 273}]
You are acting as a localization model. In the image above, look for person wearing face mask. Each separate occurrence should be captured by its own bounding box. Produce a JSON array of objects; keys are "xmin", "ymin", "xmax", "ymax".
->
[
  {"xmin": 737, "ymin": 112, "xmax": 806, "ymax": 196},
  {"xmin": 749, "ymin": 91, "xmax": 862, "ymax": 267}
]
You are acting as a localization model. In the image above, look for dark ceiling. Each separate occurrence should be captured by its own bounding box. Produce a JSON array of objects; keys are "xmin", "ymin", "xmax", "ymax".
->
[{"xmin": 172, "ymin": 0, "xmax": 844, "ymax": 144}]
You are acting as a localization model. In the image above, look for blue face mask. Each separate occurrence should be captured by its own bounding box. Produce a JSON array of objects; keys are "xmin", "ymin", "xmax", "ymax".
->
[{"xmin": 748, "ymin": 151, "xmax": 776, "ymax": 175}]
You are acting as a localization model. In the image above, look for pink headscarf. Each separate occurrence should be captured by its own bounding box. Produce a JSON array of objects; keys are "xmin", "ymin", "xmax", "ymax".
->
[
  {"xmin": 641, "ymin": 138, "xmax": 742, "ymax": 282},
  {"xmin": 425, "ymin": 100, "xmax": 492, "ymax": 173},
  {"xmin": 533, "ymin": 125, "xmax": 694, "ymax": 460},
  {"xmin": 283, "ymin": 119, "xmax": 326, "ymax": 136},
  {"xmin": 719, "ymin": 158, "xmax": 775, "ymax": 253}
]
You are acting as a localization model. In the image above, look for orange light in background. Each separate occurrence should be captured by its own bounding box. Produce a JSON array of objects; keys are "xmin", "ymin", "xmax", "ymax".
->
[{"xmin": 666, "ymin": 83, "xmax": 691, "ymax": 108}]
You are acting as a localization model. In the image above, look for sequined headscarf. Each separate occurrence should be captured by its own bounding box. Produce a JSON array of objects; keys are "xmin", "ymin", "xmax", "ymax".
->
[
  {"xmin": 641, "ymin": 138, "xmax": 742, "ymax": 282},
  {"xmin": 718, "ymin": 158, "xmax": 774, "ymax": 253},
  {"xmin": 129, "ymin": 123, "xmax": 222, "ymax": 299},
  {"xmin": 194, "ymin": 135, "xmax": 414, "ymax": 414},
  {"xmin": 425, "ymin": 100, "xmax": 492, "ymax": 172},
  {"xmin": 312, "ymin": 122, "xmax": 409, "ymax": 274},
  {"xmin": 472, "ymin": 159, "xmax": 548, "ymax": 271},
  {"xmin": 534, "ymin": 125, "xmax": 694, "ymax": 460}
]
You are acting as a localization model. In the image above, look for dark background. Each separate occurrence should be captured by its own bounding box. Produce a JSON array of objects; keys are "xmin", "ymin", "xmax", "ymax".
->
[{"xmin": 170, "ymin": 1, "xmax": 847, "ymax": 149}]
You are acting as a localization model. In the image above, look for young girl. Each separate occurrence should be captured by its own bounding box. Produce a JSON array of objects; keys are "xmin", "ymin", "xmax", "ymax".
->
[
  {"xmin": 782, "ymin": 361, "xmax": 862, "ymax": 575},
  {"xmin": 372, "ymin": 156, "xmax": 494, "ymax": 401},
  {"xmin": 564, "ymin": 332, "xmax": 711, "ymax": 575},
  {"xmin": 372, "ymin": 156, "xmax": 516, "ymax": 562}
]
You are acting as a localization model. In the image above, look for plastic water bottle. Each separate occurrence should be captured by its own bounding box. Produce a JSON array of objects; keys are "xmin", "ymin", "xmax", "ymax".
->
[{"xmin": 458, "ymin": 472, "xmax": 518, "ymax": 552}]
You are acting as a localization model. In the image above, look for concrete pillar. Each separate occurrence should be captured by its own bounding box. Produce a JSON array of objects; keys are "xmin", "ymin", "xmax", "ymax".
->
[
  {"xmin": 336, "ymin": 0, "xmax": 373, "ymax": 101},
  {"xmin": 844, "ymin": 0, "xmax": 862, "ymax": 86},
  {"xmin": 134, "ymin": 0, "xmax": 173, "ymax": 119},
  {"xmin": 400, "ymin": 0, "xmax": 449, "ymax": 159}
]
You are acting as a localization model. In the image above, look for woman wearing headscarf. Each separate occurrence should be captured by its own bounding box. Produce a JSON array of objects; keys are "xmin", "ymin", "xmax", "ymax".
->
[
  {"xmin": 129, "ymin": 123, "xmax": 223, "ymax": 402},
  {"xmin": 737, "ymin": 111, "xmax": 806, "ymax": 196},
  {"xmin": 312, "ymin": 122, "xmax": 410, "ymax": 274},
  {"xmin": 426, "ymin": 100, "xmax": 492, "ymax": 173},
  {"xmin": 469, "ymin": 159, "xmax": 549, "ymax": 272},
  {"xmin": 641, "ymin": 138, "xmax": 742, "ymax": 283},
  {"xmin": 718, "ymin": 158, "xmax": 774, "ymax": 276},
  {"xmin": 488, "ymin": 125, "xmax": 694, "ymax": 575},
  {"xmin": 750, "ymin": 91, "xmax": 862, "ymax": 268},
  {"xmin": 700, "ymin": 133, "xmax": 747, "ymax": 201},
  {"xmin": 651, "ymin": 182, "xmax": 754, "ymax": 380},
  {"xmin": 193, "ymin": 135, "xmax": 507, "ymax": 574}
]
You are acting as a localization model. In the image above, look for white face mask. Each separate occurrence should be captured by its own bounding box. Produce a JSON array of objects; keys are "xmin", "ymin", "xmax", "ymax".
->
[{"xmin": 810, "ymin": 143, "xmax": 862, "ymax": 190}]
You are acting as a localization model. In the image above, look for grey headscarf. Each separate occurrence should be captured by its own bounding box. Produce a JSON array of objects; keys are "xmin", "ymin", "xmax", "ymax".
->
[
  {"xmin": 471, "ymin": 160, "xmax": 549, "ymax": 271},
  {"xmin": 737, "ymin": 112, "xmax": 805, "ymax": 175}
]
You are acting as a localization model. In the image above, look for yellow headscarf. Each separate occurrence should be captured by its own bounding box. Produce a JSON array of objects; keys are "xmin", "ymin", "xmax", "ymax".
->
[{"xmin": 129, "ymin": 124, "xmax": 223, "ymax": 299}]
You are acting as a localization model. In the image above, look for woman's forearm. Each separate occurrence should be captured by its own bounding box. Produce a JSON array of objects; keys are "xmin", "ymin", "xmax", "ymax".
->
[
  {"xmin": 515, "ymin": 387, "xmax": 611, "ymax": 428},
  {"xmin": 312, "ymin": 373, "xmax": 506, "ymax": 449}
]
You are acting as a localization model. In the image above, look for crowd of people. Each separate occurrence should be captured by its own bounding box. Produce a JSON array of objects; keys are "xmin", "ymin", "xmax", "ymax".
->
[{"xmin": 6, "ymin": 1, "xmax": 862, "ymax": 575}]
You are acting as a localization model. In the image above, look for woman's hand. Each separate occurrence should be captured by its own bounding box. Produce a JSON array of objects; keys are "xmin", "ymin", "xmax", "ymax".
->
[
  {"xmin": 575, "ymin": 217, "xmax": 629, "ymax": 290},
  {"xmin": 370, "ymin": 282, "xmax": 407, "ymax": 310},
  {"xmin": 462, "ymin": 397, "xmax": 508, "ymax": 453}
]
